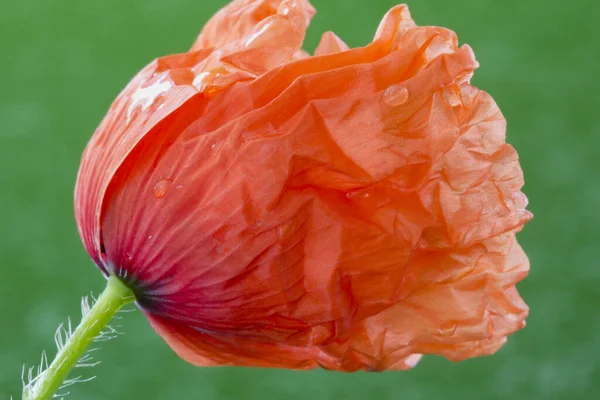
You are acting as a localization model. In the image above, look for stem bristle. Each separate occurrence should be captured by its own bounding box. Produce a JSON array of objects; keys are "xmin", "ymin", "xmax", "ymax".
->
[{"xmin": 21, "ymin": 280, "xmax": 133, "ymax": 400}]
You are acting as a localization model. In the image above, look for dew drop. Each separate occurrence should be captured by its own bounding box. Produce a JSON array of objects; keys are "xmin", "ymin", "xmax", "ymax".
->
[
  {"xmin": 383, "ymin": 84, "xmax": 409, "ymax": 106},
  {"xmin": 153, "ymin": 179, "xmax": 173, "ymax": 199},
  {"xmin": 277, "ymin": 220, "xmax": 294, "ymax": 240},
  {"xmin": 126, "ymin": 73, "xmax": 173, "ymax": 121},
  {"xmin": 443, "ymin": 84, "xmax": 463, "ymax": 107},
  {"xmin": 276, "ymin": 225, "xmax": 286, "ymax": 239}
]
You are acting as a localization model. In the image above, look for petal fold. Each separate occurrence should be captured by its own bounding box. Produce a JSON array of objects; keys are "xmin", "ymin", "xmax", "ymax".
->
[{"xmin": 75, "ymin": 1, "xmax": 531, "ymax": 371}]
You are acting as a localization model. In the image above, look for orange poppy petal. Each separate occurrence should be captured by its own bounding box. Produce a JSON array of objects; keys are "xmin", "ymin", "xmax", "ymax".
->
[
  {"xmin": 349, "ymin": 235, "xmax": 529, "ymax": 369},
  {"xmin": 75, "ymin": 1, "xmax": 532, "ymax": 371},
  {"xmin": 191, "ymin": 0, "xmax": 315, "ymax": 75},
  {"xmin": 191, "ymin": 0, "xmax": 315, "ymax": 52},
  {"xmin": 75, "ymin": 0, "xmax": 317, "ymax": 268}
]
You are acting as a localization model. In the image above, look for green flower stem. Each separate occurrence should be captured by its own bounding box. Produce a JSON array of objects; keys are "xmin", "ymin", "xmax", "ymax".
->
[{"xmin": 23, "ymin": 276, "xmax": 135, "ymax": 400}]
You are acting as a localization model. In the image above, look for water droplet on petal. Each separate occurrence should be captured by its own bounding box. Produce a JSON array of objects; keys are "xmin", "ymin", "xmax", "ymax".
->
[
  {"xmin": 383, "ymin": 84, "xmax": 409, "ymax": 106},
  {"xmin": 276, "ymin": 225, "xmax": 286, "ymax": 239},
  {"xmin": 153, "ymin": 179, "xmax": 173, "ymax": 199},
  {"xmin": 443, "ymin": 84, "xmax": 463, "ymax": 107},
  {"xmin": 127, "ymin": 73, "xmax": 173, "ymax": 121},
  {"xmin": 277, "ymin": 220, "xmax": 295, "ymax": 240}
]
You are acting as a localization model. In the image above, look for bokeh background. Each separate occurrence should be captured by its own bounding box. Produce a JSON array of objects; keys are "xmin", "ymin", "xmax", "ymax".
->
[{"xmin": 1, "ymin": 0, "xmax": 598, "ymax": 399}]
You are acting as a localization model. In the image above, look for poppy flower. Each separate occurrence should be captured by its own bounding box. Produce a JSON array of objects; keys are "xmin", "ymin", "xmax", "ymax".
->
[{"xmin": 74, "ymin": 0, "xmax": 532, "ymax": 371}]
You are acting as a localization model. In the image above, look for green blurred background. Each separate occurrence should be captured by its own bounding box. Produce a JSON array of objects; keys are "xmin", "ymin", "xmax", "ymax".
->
[{"xmin": 1, "ymin": 0, "xmax": 598, "ymax": 398}]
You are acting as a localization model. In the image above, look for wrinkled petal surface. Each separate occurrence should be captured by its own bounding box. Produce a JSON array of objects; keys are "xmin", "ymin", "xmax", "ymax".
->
[{"xmin": 75, "ymin": 0, "xmax": 532, "ymax": 371}]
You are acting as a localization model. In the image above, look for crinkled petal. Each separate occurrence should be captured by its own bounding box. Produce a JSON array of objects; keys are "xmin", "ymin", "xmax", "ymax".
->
[
  {"xmin": 75, "ymin": 0, "xmax": 316, "ymax": 269},
  {"xmin": 191, "ymin": 0, "xmax": 315, "ymax": 52},
  {"xmin": 76, "ymin": 1, "xmax": 531, "ymax": 371}
]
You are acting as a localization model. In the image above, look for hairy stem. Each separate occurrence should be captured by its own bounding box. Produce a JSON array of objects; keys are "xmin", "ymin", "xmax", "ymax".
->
[{"xmin": 23, "ymin": 276, "xmax": 134, "ymax": 400}]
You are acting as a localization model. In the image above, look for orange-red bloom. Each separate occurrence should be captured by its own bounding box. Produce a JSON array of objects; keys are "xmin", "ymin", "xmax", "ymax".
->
[{"xmin": 74, "ymin": 0, "xmax": 532, "ymax": 371}]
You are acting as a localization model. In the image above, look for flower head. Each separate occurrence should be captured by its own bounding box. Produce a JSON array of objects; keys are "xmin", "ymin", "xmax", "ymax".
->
[{"xmin": 75, "ymin": 0, "xmax": 532, "ymax": 371}]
